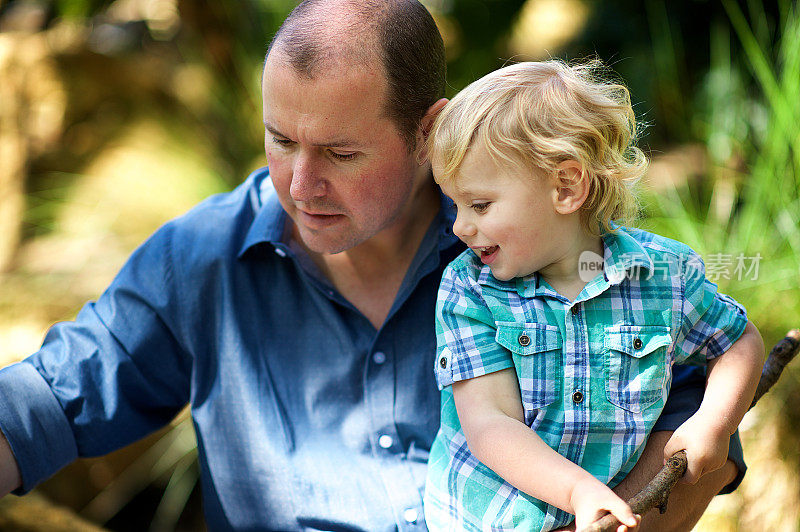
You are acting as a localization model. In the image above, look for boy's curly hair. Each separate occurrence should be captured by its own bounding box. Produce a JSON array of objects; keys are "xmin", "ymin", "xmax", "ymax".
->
[{"xmin": 427, "ymin": 59, "xmax": 647, "ymax": 235}]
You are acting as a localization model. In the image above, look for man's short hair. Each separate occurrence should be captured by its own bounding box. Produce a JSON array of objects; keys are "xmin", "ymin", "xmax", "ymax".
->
[{"xmin": 267, "ymin": 0, "xmax": 446, "ymax": 149}]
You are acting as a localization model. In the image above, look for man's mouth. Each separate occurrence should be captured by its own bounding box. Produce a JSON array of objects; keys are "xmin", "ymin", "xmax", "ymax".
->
[{"xmin": 297, "ymin": 209, "xmax": 344, "ymax": 229}]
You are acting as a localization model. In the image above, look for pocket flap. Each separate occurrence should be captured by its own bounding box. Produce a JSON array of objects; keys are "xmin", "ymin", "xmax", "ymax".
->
[
  {"xmin": 604, "ymin": 325, "xmax": 672, "ymax": 358},
  {"xmin": 495, "ymin": 322, "xmax": 562, "ymax": 355}
]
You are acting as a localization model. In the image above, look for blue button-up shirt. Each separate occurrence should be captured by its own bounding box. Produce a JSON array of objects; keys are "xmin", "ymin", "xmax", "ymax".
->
[
  {"xmin": 0, "ymin": 168, "xmax": 464, "ymax": 531},
  {"xmin": 0, "ymin": 168, "xmax": 719, "ymax": 530}
]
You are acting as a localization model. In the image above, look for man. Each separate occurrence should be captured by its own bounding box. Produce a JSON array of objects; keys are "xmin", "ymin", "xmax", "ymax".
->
[{"xmin": 0, "ymin": 1, "xmax": 758, "ymax": 530}]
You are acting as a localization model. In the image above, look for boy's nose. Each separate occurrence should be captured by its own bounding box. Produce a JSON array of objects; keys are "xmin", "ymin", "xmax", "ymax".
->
[{"xmin": 452, "ymin": 213, "xmax": 477, "ymax": 239}]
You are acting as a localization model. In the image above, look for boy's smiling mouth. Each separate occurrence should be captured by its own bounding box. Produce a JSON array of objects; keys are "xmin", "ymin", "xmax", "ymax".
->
[{"xmin": 475, "ymin": 245, "xmax": 499, "ymax": 264}]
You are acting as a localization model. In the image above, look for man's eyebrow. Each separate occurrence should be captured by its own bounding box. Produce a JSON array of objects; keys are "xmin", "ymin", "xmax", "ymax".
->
[
  {"xmin": 264, "ymin": 121, "xmax": 286, "ymax": 138},
  {"xmin": 263, "ymin": 121, "xmax": 361, "ymax": 149}
]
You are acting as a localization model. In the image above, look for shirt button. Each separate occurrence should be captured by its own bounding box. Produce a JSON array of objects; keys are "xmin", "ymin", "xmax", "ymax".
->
[
  {"xmin": 439, "ymin": 356, "xmax": 447, "ymax": 369},
  {"xmin": 572, "ymin": 390, "xmax": 584, "ymax": 404},
  {"xmin": 373, "ymin": 351, "xmax": 386, "ymax": 364},
  {"xmin": 633, "ymin": 337, "xmax": 643, "ymax": 350},
  {"xmin": 378, "ymin": 435, "xmax": 393, "ymax": 449},
  {"xmin": 518, "ymin": 334, "xmax": 531, "ymax": 347},
  {"xmin": 403, "ymin": 508, "xmax": 419, "ymax": 524},
  {"xmin": 571, "ymin": 305, "xmax": 580, "ymax": 315}
]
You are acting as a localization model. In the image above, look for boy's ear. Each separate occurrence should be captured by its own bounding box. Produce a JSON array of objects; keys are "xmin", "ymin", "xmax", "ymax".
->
[
  {"xmin": 551, "ymin": 160, "xmax": 590, "ymax": 215},
  {"xmin": 420, "ymin": 98, "xmax": 449, "ymax": 137},
  {"xmin": 415, "ymin": 98, "xmax": 448, "ymax": 162}
]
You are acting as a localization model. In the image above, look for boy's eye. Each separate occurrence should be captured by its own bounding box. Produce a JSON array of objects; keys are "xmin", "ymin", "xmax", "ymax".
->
[
  {"xmin": 272, "ymin": 137, "xmax": 292, "ymax": 147},
  {"xmin": 472, "ymin": 202, "xmax": 491, "ymax": 214}
]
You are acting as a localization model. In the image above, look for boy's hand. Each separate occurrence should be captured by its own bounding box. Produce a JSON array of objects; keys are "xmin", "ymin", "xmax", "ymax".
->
[
  {"xmin": 663, "ymin": 411, "xmax": 730, "ymax": 484},
  {"xmin": 570, "ymin": 477, "xmax": 640, "ymax": 532}
]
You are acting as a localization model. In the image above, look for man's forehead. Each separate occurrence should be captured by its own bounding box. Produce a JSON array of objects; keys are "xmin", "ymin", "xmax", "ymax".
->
[
  {"xmin": 263, "ymin": 48, "xmax": 384, "ymax": 95},
  {"xmin": 263, "ymin": 51, "xmax": 388, "ymax": 114},
  {"xmin": 266, "ymin": 31, "xmax": 380, "ymax": 80}
]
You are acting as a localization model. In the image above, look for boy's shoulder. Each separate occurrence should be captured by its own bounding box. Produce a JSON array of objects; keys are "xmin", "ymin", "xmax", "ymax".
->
[{"xmin": 617, "ymin": 225, "xmax": 699, "ymax": 262}]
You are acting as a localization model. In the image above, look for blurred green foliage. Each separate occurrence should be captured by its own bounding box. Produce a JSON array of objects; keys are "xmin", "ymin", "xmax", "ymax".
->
[
  {"xmin": 644, "ymin": 0, "xmax": 800, "ymax": 341},
  {"xmin": 19, "ymin": 0, "xmax": 787, "ymax": 173}
]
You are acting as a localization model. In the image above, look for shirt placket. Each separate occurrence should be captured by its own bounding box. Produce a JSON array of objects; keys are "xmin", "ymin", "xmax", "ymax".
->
[
  {"xmin": 363, "ymin": 339, "xmax": 429, "ymax": 530},
  {"xmin": 559, "ymin": 301, "xmax": 590, "ymax": 466}
]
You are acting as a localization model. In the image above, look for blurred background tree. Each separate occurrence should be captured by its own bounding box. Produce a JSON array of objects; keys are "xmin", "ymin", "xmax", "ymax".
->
[{"xmin": 0, "ymin": 0, "xmax": 797, "ymax": 530}]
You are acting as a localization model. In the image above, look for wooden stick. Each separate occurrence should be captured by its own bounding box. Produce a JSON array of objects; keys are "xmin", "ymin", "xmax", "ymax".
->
[{"xmin": 583, "ymin": 329, "xmax": 800, "ymax": 532}]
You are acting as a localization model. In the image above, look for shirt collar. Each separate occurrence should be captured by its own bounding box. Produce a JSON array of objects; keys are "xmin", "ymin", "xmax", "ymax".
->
[
  {"xmin": 478, "ymin": 225, "xmax": 653, "ymax": 298},
  {"xmin": 477, "ymin": 267, "xmax": 560, "ymax": 299},
  {"xmin": 438, "ymin": 193, "xmax": 460, "ymax": 250},
  {"xmin": 601, "ymin": 226, "xmax": 653, "ymax": 285},
  {"xmin": 238, "ymin": 169, "xmax": 287, "ymax": 258}
]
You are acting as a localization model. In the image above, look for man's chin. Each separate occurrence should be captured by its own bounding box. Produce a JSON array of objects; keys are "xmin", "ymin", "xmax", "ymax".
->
[{"xmin": 294, "ymin": 226, "xmax": 362, "ymax": 255}]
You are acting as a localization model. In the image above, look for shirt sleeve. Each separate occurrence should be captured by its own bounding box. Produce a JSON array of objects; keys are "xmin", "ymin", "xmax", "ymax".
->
[
  {"xmin": 0, "ymin": 223, "xmax": 192, "ymax": 494},
  {"xmin": 672, "ymin": 251, "xmax": 748, "ymax": 366},
  {"xmin": 434, "ymin": 263, "xmax": 514, "ymax": 389}
]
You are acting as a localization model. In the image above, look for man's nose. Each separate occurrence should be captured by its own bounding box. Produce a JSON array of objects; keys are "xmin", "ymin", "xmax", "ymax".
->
[{"xmin": 290, "ymin": 153, "xmax": 326, "ymax": 202}]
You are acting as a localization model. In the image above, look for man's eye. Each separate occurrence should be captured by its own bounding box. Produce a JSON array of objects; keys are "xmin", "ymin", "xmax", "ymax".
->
[
  {"xmin": 272, "ymin": 137, "xmax": 292, "ymax": 146},
  {"xmin": 472, "ymin": 202, "xmax": 490, "ymax": 214},
  {"xmin": 329, "ymin": 150, "xmax": 357, "ymax": 161}
]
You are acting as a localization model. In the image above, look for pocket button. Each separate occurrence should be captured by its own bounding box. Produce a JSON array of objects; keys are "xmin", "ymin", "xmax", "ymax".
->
[
  {"xmin": 633, "ymin": 337, "xmax": 643, "ymax": 350},
  {"xmin": 518, "ymin": 334, "xmax": 531, "ymax": 347}
]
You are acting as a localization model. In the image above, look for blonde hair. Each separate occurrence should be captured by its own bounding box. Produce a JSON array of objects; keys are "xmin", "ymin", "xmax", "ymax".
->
[{"xmin": 428, "ymin": 59, "xmax": 647, "ymax": 235}]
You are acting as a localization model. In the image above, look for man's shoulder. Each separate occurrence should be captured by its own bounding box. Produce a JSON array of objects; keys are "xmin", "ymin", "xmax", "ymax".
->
[
  {"xmin": 149, "ymin": 167, "xmax": 279, "ymax": 267},
  {"xmin": 170, "ymin": 167, "xmax": 269, "ymax": 231}
]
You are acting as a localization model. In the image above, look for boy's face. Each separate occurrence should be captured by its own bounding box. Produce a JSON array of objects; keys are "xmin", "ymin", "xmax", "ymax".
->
[{"xmin": 437, "ymin": 145, "xmax": 571, "ymax": 281}]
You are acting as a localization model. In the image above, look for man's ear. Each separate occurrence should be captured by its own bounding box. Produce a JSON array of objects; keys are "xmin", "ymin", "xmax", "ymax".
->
[
  {"xmin": 415, "ymin": 98, "xmax": 448, "ymax": 161},
  {"xmin": 552, "ymin": 160, "xmax": 590, "ymax": 215}
]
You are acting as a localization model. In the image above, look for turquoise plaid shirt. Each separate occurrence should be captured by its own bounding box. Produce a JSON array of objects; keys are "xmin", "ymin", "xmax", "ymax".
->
[{"xmin": 424, "ymin": 226, "xmax": 748, "ymax": 531}]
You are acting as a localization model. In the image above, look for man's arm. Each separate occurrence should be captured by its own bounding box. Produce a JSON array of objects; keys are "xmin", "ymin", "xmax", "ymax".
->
[
  {"xmin": 614, "ymin": 431, "xmax": 738, "ymax": 531},
  {"xmin": 0, "ymin": 431, "xmax": 22, "ymax": 496},
  {"xmin": 553, "ymin": 431, "xmax": 737, "ymax": 532},
  {"xmin": 0, "ymin": 224, "xmax": 192, "ymax": 497},
  {"xmin": 663, "ymin": 321, "xmax": 763, "ymax": 483}
]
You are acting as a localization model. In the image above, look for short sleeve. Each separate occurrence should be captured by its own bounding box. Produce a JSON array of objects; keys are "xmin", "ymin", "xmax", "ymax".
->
[
  {"xmin": 672, "ymin": 252, "xmax": 748, "ymax": 365},
  {"xmin": 434, "ymin": 264, "xmax": 514, "ymax": 389}
]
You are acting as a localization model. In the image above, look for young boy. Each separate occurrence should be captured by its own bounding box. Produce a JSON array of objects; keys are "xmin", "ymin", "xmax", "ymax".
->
[{"xmin": 422, "ymin": 60, "xmax": 763, "ymax": 531}]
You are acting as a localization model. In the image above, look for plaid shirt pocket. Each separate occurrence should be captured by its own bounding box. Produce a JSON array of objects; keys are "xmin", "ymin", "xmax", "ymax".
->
[
  {"xmin": 496, "ymin": 322, "xmax": 562, "ymax": 424},
  {"xmin": 604, "ymin": 325, "xmax": 672, "ymax": 413}
]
